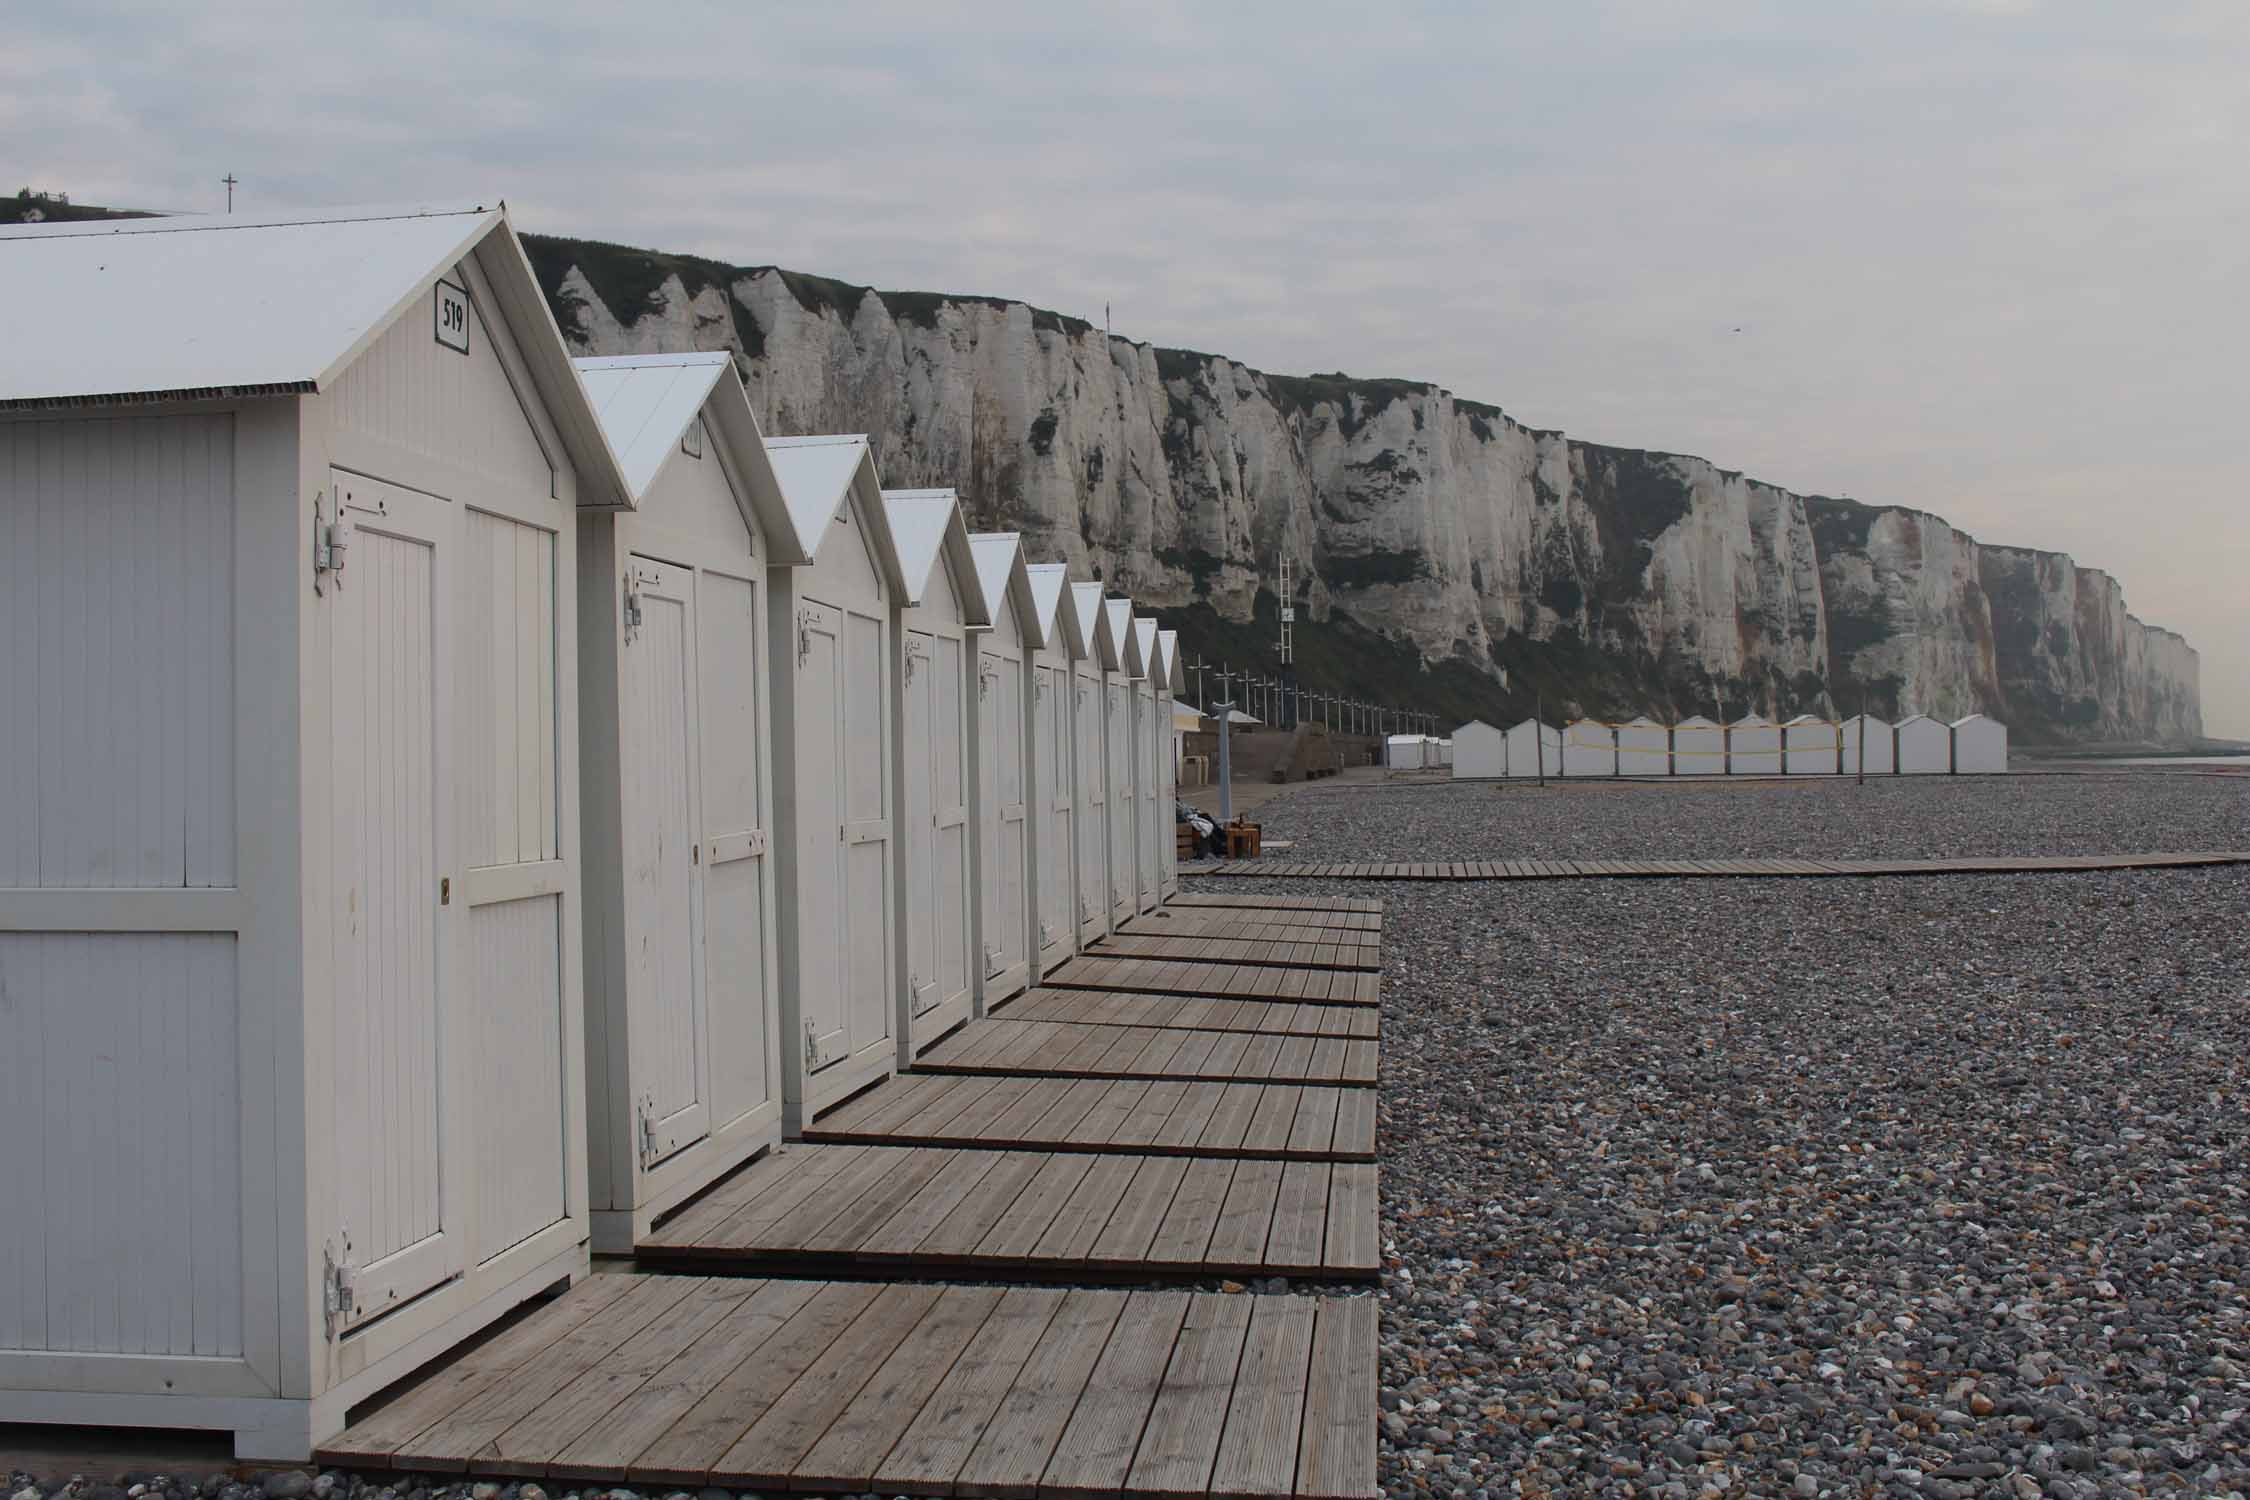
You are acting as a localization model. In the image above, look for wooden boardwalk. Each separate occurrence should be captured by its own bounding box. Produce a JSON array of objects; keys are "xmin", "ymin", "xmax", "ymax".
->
[
  {"xmin": 1167, "ymin": 892, "xmax": 1386, "ymax": 913},
  {"xmin": 328, "ymin": 891, "xmax": 1389, "ymax": 1500},
  {"xmin": 919, "ymin": 1016, "xmax": 1379, "ymax": 1085},
  {"xmin": 639, "ymin": 1143, "xmax": 1379, "ymax": 1281},
  {"xmin": 1090, "ymin": 930, "xmax": 1381, "ymax": 971},
  {"xmin": 1189, "ymin": 850, "xmax": 2250, "ymax": 881},
  {"xmin": 805, "ymin": 1072, "xmax": 1377, "ymax": 1162},
  {"xmin": 319, "ymin": 1274, "xmax": 1376, "ymax": 1498},
  {"xmin": 1047, "ymin": 954, "xmax": 1382, "ymax": 1006},
  {"xmin": 996, "ymin": 987, "xmax": 1381, "ymax": 1039},
  {"xmin": 1129, "ymin": 909, "xmax": 1384, "ymax": 936}
]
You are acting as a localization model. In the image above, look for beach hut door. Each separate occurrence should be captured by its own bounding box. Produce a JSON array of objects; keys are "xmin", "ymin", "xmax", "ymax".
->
[
  {"xmin": 795, "ymin": 600, "xmax": 849, "ymax": 1070},
  {"xmin": 619, "ymin": 558, "xmax": 709, "ymax": 1166},
  {"xmin": 324, "ymin": 475, "xmax": 460, "ymax": 1329}
]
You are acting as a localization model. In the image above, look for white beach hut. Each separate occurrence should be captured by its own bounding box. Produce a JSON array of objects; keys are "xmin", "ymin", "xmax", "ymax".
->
[
  {"xmin": 1453, "ymin": 720, "xmax": 1506, "ymax": 778},
  {"xmin": 764, "ymin": 435, "xmax": 907, "ymax": 1127},
  {"xmin": 572, "ymin": 353, "xmax": 809, "ymax": 1252},
  {"xmin": 1839, "ymin": 714, "xmax": 1895, "ymax": 776},
  {"xmin": 1502, "ymin": 719, "xmax": 1563, "ymax": 778},
  {"xmin": 1132, "ymin": 618, "xmax": 1164, "ymax": 913},
  {"xmin": 968, "ymin": 533, "xmax": 1038, "ymax": 1005},
  {"xmin": 1672, "ymin": 715, "xmax": 1726, "ymax": 776},
  {"xmin": 1067, "ymin": 582, "xmax": 1115, "ymax": 942},
  {"xmin": 1950, "ymin": 713, "xmax": 2009, "ymax": 774},
  {"xmin": 885, "ymin": 489, "xmax": 989, "ymax": 1057},
  {"xmin": 1155, "ymin": 628, "xmax": 1184, "ymax": 896},
  {"xmin": 1027, "ymin": 564, "xmax": 1081, "ymax": 972},
  {"xmin": 1102, "ymin": 597, "xmax": 1146, "ymax": 924},
  {"xmin": 1783, "ymin": 714, "xmax": 1838, "ymax": 775},
  {"xmin": 1616, "ymin": 716, "xmax": 1670, "ymax": 776},
  {"xmin": 1728, "ymin": 713, "xmax": 1783, "ymax": 776},
  {"xmin": 1562, "ymin": 718, "xmax": 1618, "ymax": 777},
  {"xmin": 1895, "ymin": 713, "xmax": 1952, "ymax": 774},
  {"xmin": 0, "ymin": 204, "xmax": 633, "ymax": 1455},
  {"xmin": 1386, "ymin": 734, "xmax": 1429, "ymax": 769}
]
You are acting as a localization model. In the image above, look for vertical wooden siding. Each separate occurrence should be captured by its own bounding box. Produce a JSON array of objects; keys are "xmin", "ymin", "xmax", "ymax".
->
[{"xmin": 0, "ymin": 416, "xmax": 235, "ymax": 888}]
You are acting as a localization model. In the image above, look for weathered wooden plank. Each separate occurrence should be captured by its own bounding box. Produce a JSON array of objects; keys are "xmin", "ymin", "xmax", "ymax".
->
[
  {"xmin": 1036, "ymin": 1289, "xmax": 1192, "ymax": 1498},
  {"xmin": 1126, "ymin": 1292, "xmax": 1256, "ymax": 1499},
  {"xmin": 951, "ymin": 1288, "xmax": 1129, "ymax": 1498},
  {"xmin": 1209, "ymin": 1296, "xmax": 1318, "ymax": 1500},
  {"xmin": 868, "ymin": 1286, "xmax": 1069, "ymax": 1494},
  {"xmin": 791, "ymin": 1284, "xmax": 1004, "ymax": 1489},
  {"xmin": 1296, "ymin": 1297, "xmax": 1379, "ymax": 1500}
]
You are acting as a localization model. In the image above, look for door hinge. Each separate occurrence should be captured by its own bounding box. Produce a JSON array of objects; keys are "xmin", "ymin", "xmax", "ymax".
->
[
  {"xmin": 797, "ymin": 607, "xmax": 814, "ymax": 666},
  {"xmin": 311, "ymin": 491, "xmax": 352, "ymax": 595},
  {"xmin": 322, "ymin": 1236, "xmax": 357, "ymax": 1340},
  {"xmin": 622, "ymin": 573, "xmax": 644, "ymax": 642},
  {"xmin": 636, "ymin": 1095, "xmax": 659, "ymax": 1168}
]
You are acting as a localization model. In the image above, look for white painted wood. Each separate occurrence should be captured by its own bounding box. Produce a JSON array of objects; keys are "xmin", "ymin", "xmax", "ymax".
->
[
  {"xmin": 618, "ymin": 557, "xmax": 709, "ymax": 1164},
  {"xmin": 0, "ymin": 417, "xmax": 235, "ymax": 889},
  {"xmin": 1031, "ymin": 658, "xmax": 1074, "ymax": 972},
  {"xmin": 1560, "ymin": 719, "xmax": 1616, "ymax": 777},
  {"xmin": 1135, "ymin": 676, "xmax": 1161, "ymax": 911},
  {"xmin": 1500, "ymin": 719, "xmax": 1562, "ymax": 778},
  {"xmin": 694, "ymin": 569, "xmax": 776, "ymax": 1137},
  {"xmin": 1840, "ymin": 715, "xmax": 1895, "ymax": 775},
  {"xmin": 896, "ymin": 547, "xmax": 976, "ymax": 1055},
  {"xmin": 1950, "ymin": 713, "xmax": 2009, "ymax": 773},
  {"xmin": 1672, "ymin": 715, "xmax": 1725, "ymax": 775},
  {"xmin": 0, "ymin": 210, "xmax": 603, "ymax": 1459},
  {"xmin": 1451, "ymin": 720, "xmax": 1505, "ymax": 779},
  {"xmin": 1071, "ymin": 653, "xmax": 1108, "ymax": 944},
  {"xmin": 974, "ymin": 600, "xmax": 1030, "ymax": 1002},
  {"xmin": 0, "ymin": 932, "xmax": 242, "ymax": 1356},
  {"xmin": 1105, "ymin": 676, "xmax": 1136, "ymax": 926},
  {"xmin": 1783, "ymin": 715, "xmax": 1840, "ymax": 775},
  {"xmin": 321, "ymin": 474, "xmax": 455, "ymax": 1331},
  {"xmin": 1728, "ymin": 714, "xmax": 1783, "ymax": 775},
  {"xmin": 767, "ymin": 470, "xmax": 897, "ymax": 1128},
  {"xmin": 466, "ymin": 892, "xmax": 568, "ymax": 1262},
  {"xmin": 1895, "ymin": 714, "xmax": 1951, "ymax": 774},
  {"xmin": 1615, "ymin": 716, "xmax": 1669, "ymax": 776}
]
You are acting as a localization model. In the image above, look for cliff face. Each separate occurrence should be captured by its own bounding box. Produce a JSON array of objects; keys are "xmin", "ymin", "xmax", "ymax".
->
[{"xmin": 522, "ymin": 233, "xmax": 2201, "ymax": 743}]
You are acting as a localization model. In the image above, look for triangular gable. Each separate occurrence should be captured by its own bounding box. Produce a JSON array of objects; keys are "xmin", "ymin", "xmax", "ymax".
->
[
  {"xmin": 1070, "ymin": 582, "xmax": 1112, "ymax": 667},
  {"xmin": 573, "ymin": 352, "xmax": 805, "ymax": 559},
  {"xmin": 1157, "ymin": 630, "xmax": 1185, "ymax": 693},
  {"xmin": 1027, "ymin": 564, "xmax": 1078, "ymax": 657},
  {"xmin": 1454, "ymin": 719, "xmax": 1498, "ymax": 735},
  {"xmin": 0, "ymin": 201, "xmax": 629, "ymax": 506},
  {"xmin": 881, "ymin": 489, "xmax": 988, "ymax": 625},
  {"xmin": 1132, "ymin": 618, "xmax": 1160, "ymax": 687},
  {"xmin": 766, "ymin": 435, "xmax": 903, "ymax": 589},
  {"xmin": 1675, "ymin": 715, "xmax": 1718, "ymax": 729},
  {"xmin": 1731, "ymin": 713, "xmax": 1773, "ymax": 728},
  {"xmin": 968, "ymin": 533, "xmax": 1038, "ymax": 646},
  {"xmin": 1948, "ymin": 713, "xmax": 1991, "ymax": 730},
  {"xmin": 1103, "ymin": 598, "xmax": 1143, "ymax": 676}
]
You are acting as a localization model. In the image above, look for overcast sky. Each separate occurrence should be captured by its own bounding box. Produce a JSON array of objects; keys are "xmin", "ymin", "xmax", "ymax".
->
[{"xmin": 12, "ymin": 0, "xmax": 2244, "ymax": 736}]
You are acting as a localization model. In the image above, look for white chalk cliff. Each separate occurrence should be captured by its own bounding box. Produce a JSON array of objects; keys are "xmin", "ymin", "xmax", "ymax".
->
[{"xmin": 524, "ymin": 233, "xmax": 2202, "ymax": 744}]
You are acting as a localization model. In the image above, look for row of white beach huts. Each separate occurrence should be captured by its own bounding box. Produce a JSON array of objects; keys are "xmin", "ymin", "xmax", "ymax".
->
[
  {"xmin": 0, "ymin": 205, "xmax": 1190, "ymax": 1454},
  {"xmin": 1448, "ymin": 712, "xmax": 2010, "ymax": 778}
]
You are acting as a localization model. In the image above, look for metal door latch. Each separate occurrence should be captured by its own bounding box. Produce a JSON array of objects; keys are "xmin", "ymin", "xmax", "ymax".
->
[
  {"xmin": 322, "ymin": 1235, "xmax": 357, "ymax": 1339},
  {"xmin": 312, "ymin": 492, "xmax": 352, "ymax": 594}
]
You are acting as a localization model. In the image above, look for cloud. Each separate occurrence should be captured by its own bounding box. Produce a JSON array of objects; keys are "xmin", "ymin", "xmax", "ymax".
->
[{"xmin": 13, "ymin": 0, "xmax": 2248, "ymax": 733}]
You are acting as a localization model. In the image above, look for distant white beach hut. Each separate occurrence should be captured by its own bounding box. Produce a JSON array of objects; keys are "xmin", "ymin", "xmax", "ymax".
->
[
  {"xmin": 1950, "ymin": 713, "xmax": 2009, "ymax": 773},
  {"xmin": 1672, "ymin": 715, "xmax": 1725, "ymax": 776},
  {"xmin": 1895, "ymin": 713, "xmax": 1951, "ymax": 774},
  {"xmin": 1783, "ymin": 715, "xmax": 1839, "ymax": 775},
  {"xmin": 1434, "ymin": 738, "xmax": 1453, "ymax": 768},
  {"xmin": 1385, "ymin": 734, "xmax": 1431, "ymax": 769},
  {"xmin": 1502, "ymin": 718, "xmax": 1562, "ymax": 779},
  {"xmin": 1728, "ymin": 713, "xmax": 1782, "ymax": 775},
  {"xmin": 1615, "ymin": 716, "xmax": 1670, "ymax": 776},
  {"xmin": 1453, "ymin": 720, "xmax": 1505, "ymax": 779},
  {"xmin": 1561, "ymin": 718, "xmax": 1617, "ymax": 777},
  {"xmin": 1839, "ymin": 714, "xmax": 1895, "ymax": 776}
]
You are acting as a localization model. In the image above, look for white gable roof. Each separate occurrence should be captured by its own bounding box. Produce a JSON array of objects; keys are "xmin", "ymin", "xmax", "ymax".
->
[
  {"xmin": 967, "ymin": 533, "xmax": 1038, "ymax": 645},
  {"xmin": 765, "ymin": 434, "xmax": 904, "ymax": 589},
  {"xmin": 1157, "ymin": 629, "xmax": 1184, "ymax": 692},
  {"xmin": 1133, "ymin": 618, "xmax": 1160, "ymax": 685},
  {"xmin": 1069, "ymin": 583, "xmax": 1112, "ymax": 665},
  {"xmin": 1027, "ymin": 564, "xmax": 1078, "ymax": 656},
  {"xmin": 1104, "ymin": 598, "xmax": 1143, "ymax": 675},
  {"xmin": 880, "ymin": 489, "xmax": 988, "ymax": 624},
  {"xmin": 573, "ymin": 352, "xmax": 806, "ymax": 560},
  {"xmin": 0, "ymin": 201, "xmax": 630, "ymax": 506}
]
